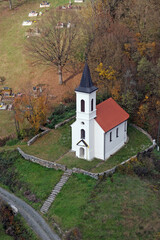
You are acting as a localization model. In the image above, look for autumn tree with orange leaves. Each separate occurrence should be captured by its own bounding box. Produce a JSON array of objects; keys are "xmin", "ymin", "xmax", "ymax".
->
[
  {"xmin": 80, "ymin": 0, "xmax": 160, "ymax": 138},
  {"xmin": 13, "ymin": 93, "xmax": 48, "ymax": 136}
]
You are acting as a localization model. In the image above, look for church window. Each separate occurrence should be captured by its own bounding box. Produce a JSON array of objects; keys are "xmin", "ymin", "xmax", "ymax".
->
[
  {"xmin": 91, "ymin": 99, "xmax": 94, "ymax": 111},
  {"xmin": 81, "ymin": 100, "xmax": 85, "ymax": 112},
  {"xmin": 124, "ymin": 121, "xmax": 127, "ymax": 132},
  {"xmin": 81, "ymin": 129, "xmax": 85, "ymax": 139},
  {"xmin": 116, "ymin": 128, "xmax": 119, "ymax": 137},
  {"xmin": 110, "ymin": 132, "xmax": 112, "ymax": 142}
]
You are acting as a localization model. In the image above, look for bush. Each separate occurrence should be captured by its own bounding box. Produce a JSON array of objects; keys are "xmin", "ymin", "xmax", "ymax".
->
[
  {"xmin": 96, "ymin": 91, "xmax": 110, "ymax": 104},
  {"xmin": 65, "ymin": 227, "xmax": 82, "ymax": 240},
  {"xmin": 0, "ymin": 150, "xmax": 27, "ymax": 192},
  {"xmin": 0, "ymin": 135, "xmax": 12, "ymax": 147},
  {"xmin": 47, "ymin": 103, "xmax": 76, "ymax": 129},
  {"xmin": 20, "ymin": 128, "xmax": 36, "ymax": 138},
  {"xmin": 116, "ymin": 162, "xmax": 135, "ymax": 175},
  {"xmin": 5, "ymin": 138, "xmax": 19, "ymax": 146},
  {"xmin": 116, "ymin": 151, "xmax": 159, "ymax": 178},
  {"xmin": 0, "ymin": 202, "xmax": 34, "ymax": 240}
]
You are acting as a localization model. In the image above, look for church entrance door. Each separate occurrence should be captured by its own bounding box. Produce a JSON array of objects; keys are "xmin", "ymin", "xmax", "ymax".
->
[{"xmin": 80, "ymin": 148, "xmax": 84, "ymax": 158}]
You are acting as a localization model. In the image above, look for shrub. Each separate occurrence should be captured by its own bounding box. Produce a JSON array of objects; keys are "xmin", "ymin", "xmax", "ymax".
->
[
  {"xmin": 47, "ymin": 103, "xmax": 76, "ymax": 129},
  {"xmin": 5, "ymin": 138, "xmax": 19, "ymax": 146},
  {"xmin": 20, "ymin": 128, "xmax": 36, "ymax": 138},
  {"xmin": 96, "ymin": 91, "xmax": 110, "ymax": 104},
  {"xmin": 65, "ymin": 227, "xmax": 82, "ymax": 240},
  {"xmin": 0, "ymin": 135, "xmax": 13, "ymax": 147},
  {"xmin": 0, "ymin": 150, "xmax": 25, "ymax": 192},
  {"xmin": 116, "ymin": 152, "xmax": 158, "ymax": 178},
  {"xmin": 0, "ymin": 202, "xmax": 34, "ymax": 239},
  {"xmin": 116, "ymin": 162, "xmax": 135, "ymax": 175}
]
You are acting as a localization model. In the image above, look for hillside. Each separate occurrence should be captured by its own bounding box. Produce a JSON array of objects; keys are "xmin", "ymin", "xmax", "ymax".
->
[{"xmin": 0, "ymin": 149, "xmax": 160, "ymax": 239}]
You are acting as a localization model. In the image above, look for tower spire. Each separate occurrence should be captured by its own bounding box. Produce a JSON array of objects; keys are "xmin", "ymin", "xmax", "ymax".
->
[{"xmin": 75, "ymin": 62, "xmax": 98, "ymax": 93}]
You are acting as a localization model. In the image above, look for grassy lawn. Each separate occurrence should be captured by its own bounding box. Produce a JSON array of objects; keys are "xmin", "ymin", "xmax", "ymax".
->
[
  {"xmin": 20, "ymin": 121, "xmax": 72, "ymax": 161},
  {"xmin": 56, "ymin": 125, "xmax": 152, "ymax": 172},
  {"xmin": 1, "ymin": 122, "xmax": 152, "ymax": 174},
  {"xmin": 0, "ymin": 149, "xmax": 159, "ymax": 240},
  {"xmin": 46, "ymin": 173, "xmax": 160, "ymax": 240},
  {"xmin": 14, "ymin": 156, "xmax": 63, "ymax": 209},
  {"xmin": 0, "ymin": 150, "xmax": 63, "ymax": 210},
  {"xmin": 0, "ymin": 111, "xmax": 16, "ymax": 137},
  {"xmin": 56, "ymin": 151, "xmax": 102, "ymax": 171}
]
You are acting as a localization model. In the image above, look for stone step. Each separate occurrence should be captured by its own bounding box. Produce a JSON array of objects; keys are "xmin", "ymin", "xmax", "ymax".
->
[
  {"xmin": 53, "ymin": 189, "xmax": 60, "ymax": 193},
  {"xmin": 41, "ymin": 171, "xmax": 71, "ymax": 214}
]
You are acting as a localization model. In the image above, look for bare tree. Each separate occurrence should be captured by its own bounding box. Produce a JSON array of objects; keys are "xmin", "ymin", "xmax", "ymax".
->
[
  {"xmin": 8, "ymin": 0, "xmax": 12, "ymax": 9},
  {"xmin": 27, "ymin": 10, "xmax": 79, "ymax": 85}
]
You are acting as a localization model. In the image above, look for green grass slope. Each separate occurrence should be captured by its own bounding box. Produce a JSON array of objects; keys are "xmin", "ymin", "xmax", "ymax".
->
[
  {"xmin": 0, "ymin": 150, "xmax": 63, "ymax": 210},
  {"xmin": 46, "ymin": 172, "xmax": 160, "ymax": 240}
]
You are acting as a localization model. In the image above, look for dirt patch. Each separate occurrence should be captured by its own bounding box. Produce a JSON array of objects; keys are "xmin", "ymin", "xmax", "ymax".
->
[
  {"xmin": 33, "ymin": 66, "xmax": 82, "ymax": 104},
  {"xmin": 24, "ymin": 190, "xmax": 39, "ymax": 203}
]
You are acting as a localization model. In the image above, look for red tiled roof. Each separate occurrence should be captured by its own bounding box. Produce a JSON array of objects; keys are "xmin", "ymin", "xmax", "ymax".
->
[{"xmin": 95, "ymin": 98, "xmax": 129, "ymax": 132}]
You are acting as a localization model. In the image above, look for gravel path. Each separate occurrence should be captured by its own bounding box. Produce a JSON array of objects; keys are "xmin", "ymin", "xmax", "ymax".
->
[{"xmin": 0, "ymin": 187, "xmax": 61, "ymax": 240}]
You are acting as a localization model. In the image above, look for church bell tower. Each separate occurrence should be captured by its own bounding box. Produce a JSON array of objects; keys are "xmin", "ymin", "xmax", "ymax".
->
[{"xmin": 71, "ymin": 63, "xmax": 98, "ymax": 160}]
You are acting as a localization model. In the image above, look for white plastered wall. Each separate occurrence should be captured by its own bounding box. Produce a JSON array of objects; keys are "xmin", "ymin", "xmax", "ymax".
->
[
  {"xmin": 94, "ymin": 120, "xmax": 105, "ymax": 160},
  {"xmin": 104, "ymin": 121, "xmax": 128, "ymax": 159},
  {"xmin": 71, "ymin": 90, "xmax": 97, "ymax": 161}
]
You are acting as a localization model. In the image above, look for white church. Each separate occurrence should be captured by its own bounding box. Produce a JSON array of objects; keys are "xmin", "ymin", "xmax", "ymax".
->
[{"xmin": 71, "ymin": 63, "xmax": 129, "ymax": 161}]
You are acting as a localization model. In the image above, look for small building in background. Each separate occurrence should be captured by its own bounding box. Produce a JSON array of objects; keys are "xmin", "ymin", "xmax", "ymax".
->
[{"xmin": 74, "ymin": 0, "xmax": 84, "ymax": 2}]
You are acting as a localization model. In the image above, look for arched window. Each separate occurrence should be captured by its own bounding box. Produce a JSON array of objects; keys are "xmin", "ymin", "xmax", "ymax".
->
[
  {"xmin": 124, "ymin": 121, "xmax": 127, "ymax": 132},
  {"xmin": 81, "ymin": 129, "xmax": 85, "ymax": 139},
  {"xmin": 81, "ymin": 100, "xmax": 85, "ymax": 112},
  {"xmin": 91, "ymin": 99, "xmax": 94, "ymax": 111},
  {"xmin": 116, "ymin": 128, "xmax": 119, "ymax": 138},
  {"xmin": 110, "ymin": 132, "xmax": 112, "ymax": 142}
]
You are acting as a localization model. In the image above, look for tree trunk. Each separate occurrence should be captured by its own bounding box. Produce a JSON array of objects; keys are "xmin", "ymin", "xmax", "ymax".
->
[
  {"xmin": 13, "ymin": 111, "xmax": 20, "ymax": 138},
  {"xmin": 8, "ymin": 0, "xmax": 12, "ymax": 9},
  {"xmin": 58, "ymin": 65, "xmax": 63, "ymax": 85}
]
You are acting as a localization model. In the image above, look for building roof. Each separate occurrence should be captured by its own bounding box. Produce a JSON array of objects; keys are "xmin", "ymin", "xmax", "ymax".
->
[
  {"xmin": 75, "ymin": 62, "xmax": 98, "ymax": 93},
  {"xmin": 95, "ymin": 98, "xmax": 129, "ymax": 132}
]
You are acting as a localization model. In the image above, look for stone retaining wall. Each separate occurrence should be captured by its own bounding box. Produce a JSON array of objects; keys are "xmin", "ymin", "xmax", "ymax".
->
[
  {"xmin": 27, "ymin": 128, "xmax": 51, "ymax": 146},
  {"xmin": 72, "ymin": 168, "xmax": 98, "ymax": 179},
  {"xmin": 17, "ymin": 147, "xmax": 66, "ymax": 171},
  {"xmin": 71, "ymin": 143, "xmax": 156, "ymax": 179},
  {"xmin": 18, "ymin": 124, "xmax": 156, "ymax": 180},
  {"xmin": 55, "ymin": 115, "xmax": 75, "ymax": 129},
  {"xmin": 17, "ymin": 142, "xmax": 156, "ymax": 180}
]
